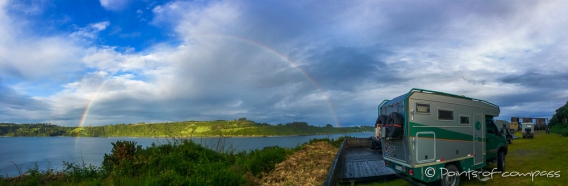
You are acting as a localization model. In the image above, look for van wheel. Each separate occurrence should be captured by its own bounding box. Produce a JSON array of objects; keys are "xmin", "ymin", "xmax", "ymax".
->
[
  {"xmin": 497, "ymin": 151, "xmax": 505, "ymax": 171},
  {"xmin": 441, "ymin": 164, "xmax": 460, "ymax": 186}
]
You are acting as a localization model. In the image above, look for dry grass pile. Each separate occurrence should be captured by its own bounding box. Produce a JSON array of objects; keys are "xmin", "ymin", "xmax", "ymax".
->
[{"xmin": 260, "ymin": 141, "xmax": 339, "ymax": 186}]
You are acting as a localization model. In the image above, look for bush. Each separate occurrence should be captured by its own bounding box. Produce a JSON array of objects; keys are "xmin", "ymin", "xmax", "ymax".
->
[
  {"xmin": 551, "ymin": 123, "xmax": 568, "ymax": 137},
  {"xmin": 102, "ymin": 140, "xmax": 142, "ymax": 177},
  {"xmin": 242, "ymin": 146, "xmax": 291, "ymax": 176}
]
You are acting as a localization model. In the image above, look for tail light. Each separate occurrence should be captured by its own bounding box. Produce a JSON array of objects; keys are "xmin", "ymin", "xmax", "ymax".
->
[
  {"xmin": 408, "ymin": 169, "xmax": 414, "ymax": 176},
  {"xmin": 385, "ymin": 161, "xmax": 389, "ymax": 167}
]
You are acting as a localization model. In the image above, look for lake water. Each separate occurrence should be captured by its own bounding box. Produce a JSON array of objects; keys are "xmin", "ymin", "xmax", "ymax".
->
[{"xmin": 0, "ymin": 132, "xmax": 373, "ymax": 177}]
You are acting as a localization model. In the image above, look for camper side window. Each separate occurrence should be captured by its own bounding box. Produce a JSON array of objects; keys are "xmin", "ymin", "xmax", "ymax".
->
[
  {"xmin": 416, "ymin": 103, "xmax": 430, "ymax": 113},
  {"xmin": 460, "ymin": 115, "xmax": 470, "ymax": 125},
  {"xmin": 438, "ymin": 109, "xmax": 454, "ymax": 120}
]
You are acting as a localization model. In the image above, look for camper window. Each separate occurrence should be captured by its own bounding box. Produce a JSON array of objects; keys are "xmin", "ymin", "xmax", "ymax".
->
[
  {"xmin": 460, "ymin": 115, "xmax": 470, "ymax": 125},
  {"xmin": 416, "ymin": 103, "xmax": 430, "ymax": 113},
  {"xmin": 438, "ymin": 109, "xmax": 454, "ymax": 120}
]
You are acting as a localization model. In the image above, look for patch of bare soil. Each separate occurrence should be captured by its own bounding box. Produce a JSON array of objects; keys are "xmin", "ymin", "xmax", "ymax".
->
[{"xmin": 259, "ymin": 141, "xmax": 339, "ymax": 186}]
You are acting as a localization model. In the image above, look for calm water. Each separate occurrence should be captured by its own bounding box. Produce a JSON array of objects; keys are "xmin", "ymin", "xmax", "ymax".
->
[{"xmin": 0, "ymin": 132, "xmax": 373, "ymax": 177}]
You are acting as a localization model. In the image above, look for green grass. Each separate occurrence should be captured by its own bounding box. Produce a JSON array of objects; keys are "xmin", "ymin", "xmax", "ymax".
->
[
  {"xmin": 0, "ymin": 136, "xmax": 349, "ymax": 186},
  {"xmin": 357, "ymin": 131, "xmax": 567, "ymax": 186}
]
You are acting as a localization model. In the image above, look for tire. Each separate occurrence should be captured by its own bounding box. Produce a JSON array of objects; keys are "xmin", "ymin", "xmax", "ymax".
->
[
  {"xmin": 386, "ymin": 112, "xmax": 404, "ymax": 138},
  {"xmin": 497, "ymin": 151, "xmax": 505, "ymax": 171},
  {"xmin": 440, "ymin": 164, "xmax": 460, "ymax": 186}
]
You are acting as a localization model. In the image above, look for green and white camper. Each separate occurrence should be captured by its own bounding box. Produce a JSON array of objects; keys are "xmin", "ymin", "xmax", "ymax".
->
[
  {"xmin": 521, "ymin": 122, "xmax": 535, "ymax": 138},
  {"xmin": 379, "ymin": 88, "xmax": 508, "ymax": 186}
]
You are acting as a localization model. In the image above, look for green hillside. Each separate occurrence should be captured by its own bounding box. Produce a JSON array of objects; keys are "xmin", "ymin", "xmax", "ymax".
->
[{"xmin": 0, "ymin": 118, "xmax": 373, "ymax": 137}]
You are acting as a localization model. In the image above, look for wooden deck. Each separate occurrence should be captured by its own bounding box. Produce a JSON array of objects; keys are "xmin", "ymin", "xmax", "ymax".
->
[
  {"xmin": 324, "ymin": 138, "xmax": 397, "ymax": 186},
  {"xmin": 342, "ymin": 147, "xmax": 396, "ymax": 180}
]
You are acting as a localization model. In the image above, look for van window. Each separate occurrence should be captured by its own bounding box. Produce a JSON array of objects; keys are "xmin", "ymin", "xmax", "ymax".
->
[
  {"xmin": 416, "ymin": 103, "xmax": 430, "ymax": 113},
  {"xmin": 460, "ymin": 116, "xmax": 469, "ymax": 124},
  {"xmin": 487, "ymin": 126, "xmax": 494, "ymax": 134},
  {"xmin": 438, "ymin": 109, "xmax": 453, "ymax": 120},
  {"xmin": 486, "ymin": 119, "xmax": 499, "ymax": 136}
]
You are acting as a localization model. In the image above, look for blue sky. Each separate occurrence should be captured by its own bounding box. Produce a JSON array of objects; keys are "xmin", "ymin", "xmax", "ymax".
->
[{"xmin": 1, "ymin": 0, "xmax": 567, "ymax": 127}]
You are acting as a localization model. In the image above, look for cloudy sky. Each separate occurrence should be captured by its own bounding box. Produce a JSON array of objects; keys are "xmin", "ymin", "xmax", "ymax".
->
[{"xmin": 1, "ymin": 0, "xmax": 567, "ymax": 127}]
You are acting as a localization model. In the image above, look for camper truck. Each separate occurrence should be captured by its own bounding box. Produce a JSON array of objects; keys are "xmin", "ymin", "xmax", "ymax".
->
[
  {"xmin": 509, "ymin": 122, "xmax": 519, "ymax": 133},
  {"xmin": 496, "ymin": 120, "xmax": 513, "ymax": 144},
  {"xmin": 379, "ymin": 89, "xmax": 508, "ymax": 186},
  {"xmin": 521, "ymin": 122, "xmax": 535, "ymax": 138}
]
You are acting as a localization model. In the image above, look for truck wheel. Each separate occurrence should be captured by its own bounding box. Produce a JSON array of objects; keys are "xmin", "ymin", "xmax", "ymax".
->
[
  {"xmin": 497, "ymin": 151, "xmax": 505, "ymax": 171},
  {"xmin": 441, "ymin": 164, "xmax": 460, "ymax": 186}
]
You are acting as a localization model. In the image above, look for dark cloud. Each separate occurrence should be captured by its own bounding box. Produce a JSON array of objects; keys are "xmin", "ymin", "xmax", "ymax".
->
[
  {"xmin": 0, "ymin": 59, "xmax": 25, "ymax": 79},
  {"xmin": 500, "ymin": 72, "xmax": 568, "ymax": 88},
  {"xmin": 303, "ymin": 46, "xmax": 406, "ymax": 91},
  {"xmin": 0, "ymin": 82, "xmax": 51, "ymax": 123},
  {"xmin": 0, "ymin": 85, "xmax": 48, "ymax": 112}
]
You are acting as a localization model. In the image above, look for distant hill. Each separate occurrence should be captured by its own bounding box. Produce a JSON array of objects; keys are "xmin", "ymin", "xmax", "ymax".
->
[{"xmin": 0, "ymin": 119, "xmax": 373, "ymax": 137}]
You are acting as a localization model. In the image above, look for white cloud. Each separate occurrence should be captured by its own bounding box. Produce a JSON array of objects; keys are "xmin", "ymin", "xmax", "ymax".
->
[
  {"xmin": 6, "ymin": 0, "xmax": 47, "ymax": 15},
  {"xmin": 69, "ymin": 21, "xmax": 110, "ymax": 41},
  {"xmin": 99, "ymin": 0, "xmax": 130, "ymax": 11},
  {"xmin": 0, "ymin": 3, "xmax": 84, "ymax": 81}
]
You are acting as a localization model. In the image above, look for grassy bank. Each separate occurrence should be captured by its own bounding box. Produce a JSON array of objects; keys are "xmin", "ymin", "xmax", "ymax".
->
[
  {"xmin": 358, "ymin": 131, "xmax": 567, "ymax": 186},
  {"xmin": 0, "ymin": 136, "xmax": 347, "ymax": 186}
]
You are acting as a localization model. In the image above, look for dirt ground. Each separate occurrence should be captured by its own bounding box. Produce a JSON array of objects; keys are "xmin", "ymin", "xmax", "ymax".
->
[{"xmin": 258, "ymin": 141, "xmax": 339, "ymax": 186}]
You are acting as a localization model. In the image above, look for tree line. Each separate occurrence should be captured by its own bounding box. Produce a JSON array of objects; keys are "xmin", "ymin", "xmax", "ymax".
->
[
  {"xmin": 0, "ymin": 119, "xmax": 373, "ymax": 137},
  {"xmin": 550, "ymin": 101, "xmax": 568, "ymax": 136}
]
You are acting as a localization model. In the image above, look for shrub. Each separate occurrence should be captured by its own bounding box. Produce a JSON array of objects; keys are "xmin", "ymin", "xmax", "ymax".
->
[
  {"xmin": 551, "ymin": 123, "xmax": 568, "ymax": 137},
  {"xmin": 102, "ymin": 140, "xmax": 142, "ymax": 177},
  {"xmin": 243, "ymin": 146, "xmax": 291, "ymax": 176}
]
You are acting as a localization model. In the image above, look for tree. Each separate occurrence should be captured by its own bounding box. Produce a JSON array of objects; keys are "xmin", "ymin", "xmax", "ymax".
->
[
  {"xmin": 326, "ymin": 124, "xmax": 333, "ymax": 128},
  {"xmin": 550, "ymin": 101, "xmax": 568, "ymax": 128}
]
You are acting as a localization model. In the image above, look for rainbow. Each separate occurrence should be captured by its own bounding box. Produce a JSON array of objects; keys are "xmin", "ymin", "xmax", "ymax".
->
[
  {"xmin": 78, "ymin": 80, "xmax": 108, "ymax": 131},
  {"xmin": 77, "ymin": 34, "xmax": 340, "ymax": 135}
]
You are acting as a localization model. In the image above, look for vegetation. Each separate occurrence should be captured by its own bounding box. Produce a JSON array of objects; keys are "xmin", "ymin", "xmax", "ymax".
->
[
  {"xmin": 357, "ymin": 131, "xmax": 567, "ymax": 186},
  {"xmin": 0, "ymin": 118, "xmax": 373, "ymax": 137},
  {"xmin": 0, "ymin": 136, "xmax": 350, "ymax": 185},
  {"xmin": 549, "ymin": 101, "xmax": 568, "ymax": 136},
  {"xmin": 0, "ymin": 123, "xmax": 68, "ymax": 137}
]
